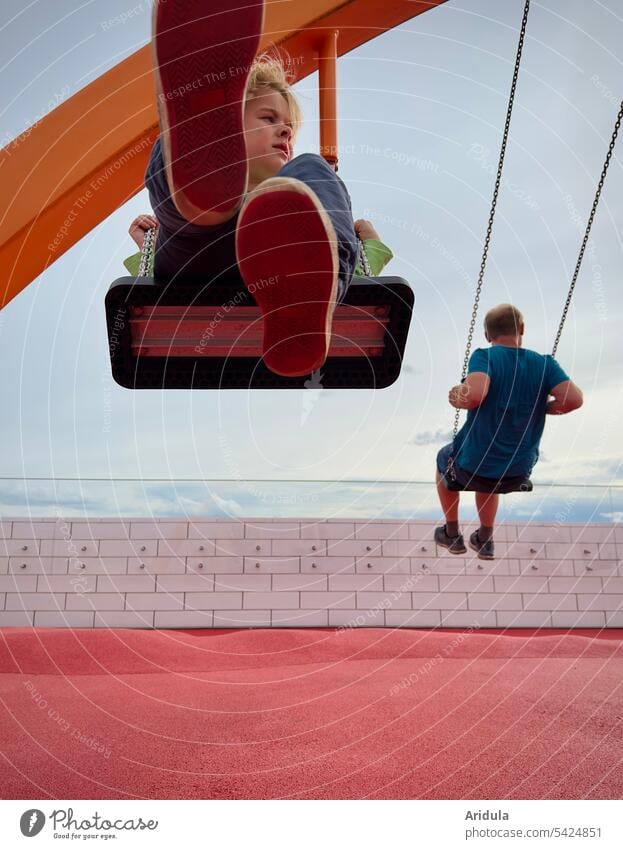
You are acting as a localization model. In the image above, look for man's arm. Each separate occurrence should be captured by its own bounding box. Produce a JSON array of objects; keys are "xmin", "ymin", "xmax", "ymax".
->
[
  {"xmin": 546, "ymin": 380, "xmax": 583, "ymax": 415},
  {"xmin": 448, "ymin": 372, "xmax": 491, "ymax": 410}
]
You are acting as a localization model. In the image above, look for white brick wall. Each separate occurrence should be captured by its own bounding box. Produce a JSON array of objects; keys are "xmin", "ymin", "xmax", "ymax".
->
[{"xmin": 0, "ymin": 518, "xmax": 621, "ymax": 628}]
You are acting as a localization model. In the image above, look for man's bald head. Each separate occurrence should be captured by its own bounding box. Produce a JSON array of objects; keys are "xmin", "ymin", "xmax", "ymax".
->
[{"xmin": 484, "ymin": 304, "xmax": 524, "ymax": 341}]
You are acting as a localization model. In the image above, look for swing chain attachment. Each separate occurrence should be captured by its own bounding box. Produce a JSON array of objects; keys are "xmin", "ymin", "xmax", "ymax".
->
[
  {"xmin": 138, "ymin": 226, "xmax": 156, "ymax": 278},
  {"xmin": 453, "ymin": 0, "xmax": 531, "ymax": 441},
  {"xmin": 137, "ymin": 226, "xmax": 372, "ymax": 280},
  {"xmin": 358, "ymin": 234, "xmax": 372, "ymax": 277},
  {"xmin": 551, "ymin": 99, "xmax": 623, "ymax": 358}
]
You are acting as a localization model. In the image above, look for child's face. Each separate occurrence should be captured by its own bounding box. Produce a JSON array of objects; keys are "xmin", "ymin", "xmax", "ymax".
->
[{"xmin": 244, "ymin": 89, "xmax": 293, "ymax": 187}]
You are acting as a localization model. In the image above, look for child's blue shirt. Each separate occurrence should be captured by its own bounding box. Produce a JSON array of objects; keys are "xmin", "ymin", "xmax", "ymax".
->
[{"xmin": 455, "ymin": 346, "xmax": 569, "ymax": 478}]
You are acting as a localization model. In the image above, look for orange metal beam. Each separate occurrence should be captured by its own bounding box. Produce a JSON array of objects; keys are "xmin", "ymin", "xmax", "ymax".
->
[{"xmin": 0, "ymin": 0, "xmax": 447, "ymax": 309}]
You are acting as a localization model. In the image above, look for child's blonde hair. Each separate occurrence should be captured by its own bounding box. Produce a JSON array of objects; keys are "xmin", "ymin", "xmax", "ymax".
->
[{"xmin": 246, "ymin": 51, "xmax": 303, "ymax": 142}]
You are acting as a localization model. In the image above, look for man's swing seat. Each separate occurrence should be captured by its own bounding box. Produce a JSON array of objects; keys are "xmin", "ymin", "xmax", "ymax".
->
[
  {"xmin": 440, "ymin": 458, "xmax": 533, "ymax": 494},
  {"xmin": 105, "ymin": 273, "xmax": 414, "ymax": 390}
]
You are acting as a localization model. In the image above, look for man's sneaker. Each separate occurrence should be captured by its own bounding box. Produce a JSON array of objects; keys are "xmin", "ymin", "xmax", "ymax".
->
[
  {"xmin": 151, "ymin": 0, "xmax": 264, "ymax": 225},
  {"xmin": 235, "ymin": 176, "xmax": 339, "ymax": 377},
  {"xmin": 469, "ymin": 530, "xmax": 495, "ymax": 560},
  {"xmin": 434, "ymin": 525, "xmax": 467, "ymax": 555}
]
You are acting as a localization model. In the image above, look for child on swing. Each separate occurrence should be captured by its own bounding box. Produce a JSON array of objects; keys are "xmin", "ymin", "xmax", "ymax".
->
[
  {"xmin": 124, "ymin": 0, "xmax": 393, "ymax": 378},
  {"xmin": 434, "ymin": 304, "xmax": 583, "ymax": 559}
]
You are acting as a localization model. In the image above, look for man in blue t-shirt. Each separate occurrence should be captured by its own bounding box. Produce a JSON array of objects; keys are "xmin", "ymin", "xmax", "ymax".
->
[{"xmin": 434, "ymin": 304, "xmax": 583, "ymax": 559}]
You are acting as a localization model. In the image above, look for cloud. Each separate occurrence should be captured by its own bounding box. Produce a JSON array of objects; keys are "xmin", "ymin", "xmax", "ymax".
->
[
  {"xmin": 534, "ymin": 453, "xmax": 622, "ymax": 486},
  {"xmin": 208, "ymin": 492, "xmax": 244, "ymax": 517},
  {"xmin": 0, "ymin": 483, "xmax": 108, "ymax": 515},
  {"xmin": 600, "ymin": 512, "xmax": 623, "ymax": 523},
  {"xmin": 0, "ymin": 478, "xmax": 619, "ymax": 526},
  {"xmin": 410, "ymin": 428, "xmax": 452, "ymax": 446}
]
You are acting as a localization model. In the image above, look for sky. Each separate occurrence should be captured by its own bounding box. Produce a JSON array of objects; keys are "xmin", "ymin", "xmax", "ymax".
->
[{"xmin": 0, "ymin": 0, "xmax": 622, "ymax": 520}]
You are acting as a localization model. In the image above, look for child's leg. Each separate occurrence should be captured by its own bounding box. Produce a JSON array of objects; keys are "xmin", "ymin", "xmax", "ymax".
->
[
  {"xmin": 474, "ymin": 491, "xmax": 499, "ymax": 536},
  {"xmin": 469, "ymin": 491, "xmax": 498, "ymax": 560},
  {"xmin": 276, "ymin": 153, "xmax": 358, "ymax": 302},
  {"xmin": 233, "ymin": 155, "xmax": 358, "ymax": 377},
  {"xmin": 235, "ymin": 176, "xmax": 341, "ymax": 376},
  {"xmin": 152, "ymin": 0, "xmax": 263, "ymax": 226},
  {"xmin": 433, "ymin": 466, "xmax": 466, "ymax": 554},
  {"xmin": 144, "ymin": 137, "xmax": 243, "ymax": 286},
  {"xmin": 433, "ymin": 444, "xmax": 468, "ymax": 554},
  {"xmin": 436, "ymin": 469, "xmax": 460, "ymax": 531}
]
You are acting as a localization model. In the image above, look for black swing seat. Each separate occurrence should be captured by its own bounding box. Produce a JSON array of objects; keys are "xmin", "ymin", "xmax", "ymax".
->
[
  {"xmin": 105, "ymin": 275, "xmax": 414, "ymax": 390},
  {"xmin": 441, "ymin": 465, "xmax": 533, "ymax": 495}
]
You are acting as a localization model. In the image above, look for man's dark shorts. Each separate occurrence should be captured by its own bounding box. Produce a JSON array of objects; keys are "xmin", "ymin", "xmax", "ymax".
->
[
  {"xmin": 436, "ymin": 442, "xmax": 533, "ymax": 493},
  {"xmin": 436, "ymin": 443, "xmax": 475, "ymax": 489}
]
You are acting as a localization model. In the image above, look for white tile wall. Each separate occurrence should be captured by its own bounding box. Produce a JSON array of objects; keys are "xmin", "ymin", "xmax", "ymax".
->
[{"xmin": 0, "ymin": 520, "xmax": 620, "ymax": 628}]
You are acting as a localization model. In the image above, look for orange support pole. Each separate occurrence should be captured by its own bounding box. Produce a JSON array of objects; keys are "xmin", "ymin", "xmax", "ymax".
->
[{"xmin": 318, "ymin": 30, "xmax": 339, "ymax": 168}]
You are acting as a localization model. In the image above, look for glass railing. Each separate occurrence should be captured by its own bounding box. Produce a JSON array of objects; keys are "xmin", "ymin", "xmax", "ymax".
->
[{"xmin": 0, "ymin": 477, "xmax": 621, "ymax": 524}]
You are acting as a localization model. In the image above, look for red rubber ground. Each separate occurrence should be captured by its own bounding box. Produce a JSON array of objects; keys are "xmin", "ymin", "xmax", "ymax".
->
[{"xmin": 1, "ymin": 627, "xmax": 621, "ymax": 799}]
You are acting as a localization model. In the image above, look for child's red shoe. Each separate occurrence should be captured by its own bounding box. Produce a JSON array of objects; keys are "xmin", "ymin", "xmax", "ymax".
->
[
  {"xmin": 151, "ymin": 0, "xmax": 264, "ymax": 225},
  {"xmin": 235, "ymin": 177, "xmax": 340, "ymax": 377}
]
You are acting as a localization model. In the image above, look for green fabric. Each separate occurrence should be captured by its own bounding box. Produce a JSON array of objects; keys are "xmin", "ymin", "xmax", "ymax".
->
[
  {"xmin": 354, "ymin": 238, "xmax": 393, "ymax": 277},
  {"xmin": 123, "ymin": 238, "xmax": 393, "ymax": 279},
  {"xmin": 123, "ymin": 251, "xmax": 144, "ymax": 277}
]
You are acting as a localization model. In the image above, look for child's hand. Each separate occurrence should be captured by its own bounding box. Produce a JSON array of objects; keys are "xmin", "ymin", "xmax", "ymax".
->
[
  {"xmin": 448, "ymin": 384, "xmax": 471, "ymax": 409},
  {"xmin": 353, "ymin": 219, "xmax": 380, "ymax": 241},
  {"xmin": 129, "ymin": 215, "xmax": 159, "ymax": 249}
]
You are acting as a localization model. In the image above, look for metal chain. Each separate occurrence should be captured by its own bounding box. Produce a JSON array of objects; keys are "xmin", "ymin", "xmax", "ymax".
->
[
  {"xmin": 137, "ymin": 226, "xmax": 156, "ymax": 277},
  {"xmin": 551, "ymin": 100, "xmax": 623, "ymax": 358},
  {"xmin": 358, "ymin": 234, "xmax": 372, "ymax": 277},
  {"xmin": 452, "ymin": 0, "xmax": 531, "ymax": 441},
  {"xmin": 136, "ymin": 226, "xmax": 372, "ymax": 280}
]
